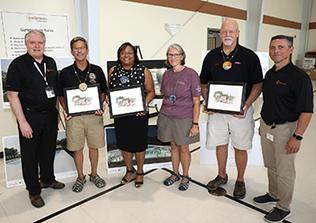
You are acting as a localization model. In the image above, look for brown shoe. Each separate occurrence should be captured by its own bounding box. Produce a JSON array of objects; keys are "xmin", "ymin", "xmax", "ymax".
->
[
  {"xmin": 29, "ymin": 194, "xmax": 45, "ymax": 208},
  {"xmin": 40, "ymin": 180, "xmax": 65, "ymax": 189},
  {"xmin": 233, "ymin": 180, "xmax": 246, "ymax": 199},
  {"xmin": 207, "ymin": 174, "xmax": 228, "ymax": 190}
]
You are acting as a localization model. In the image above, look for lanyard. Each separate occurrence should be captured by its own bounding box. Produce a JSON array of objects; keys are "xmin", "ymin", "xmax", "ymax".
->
[{"xmin": 33, "ymin": 62, "xmax": 48, "ymax": 86}]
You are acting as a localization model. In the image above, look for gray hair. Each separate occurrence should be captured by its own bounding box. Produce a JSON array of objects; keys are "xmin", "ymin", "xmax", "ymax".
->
[
  {"xmin": 24, "ymin": 29, "xmax": 46, "ymax": 45},
  {"xmin": 166, "ymin": 43, "xmax": 186, "ymax": 66}
]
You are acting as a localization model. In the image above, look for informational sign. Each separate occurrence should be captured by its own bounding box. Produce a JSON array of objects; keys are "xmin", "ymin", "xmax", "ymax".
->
[
  {"xmin": 0, "ymin": 11, "xmax": 70, "ymax": 58},
  {"xmin": 2, "ymin": 130, "xmax": 76, "ymax": 188}
]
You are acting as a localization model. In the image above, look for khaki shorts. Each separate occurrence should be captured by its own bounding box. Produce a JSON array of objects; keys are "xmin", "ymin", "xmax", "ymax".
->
[
  {"xmin": 66, "ymin": 114, "xmax": 105, "ymax": 151},
  {"xmin": 206, "ymin": 106, "xmax": 254, "ymax": 150},
  {"xmin": 157, "ymin": 113, "xmax": 199, "ymax": 145}
]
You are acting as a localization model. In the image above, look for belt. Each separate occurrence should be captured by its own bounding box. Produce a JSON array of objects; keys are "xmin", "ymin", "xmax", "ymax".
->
[
  {"xmin": 24, "ymin": 107, "xmax": 54, "ymax": 114},
  {"xmin": 264, "ymin": 120, "xmax": 287, "ymax": 129},
  {"xmin": 264, "ymin": 120, "xmax": 287, "ymax": 126}
]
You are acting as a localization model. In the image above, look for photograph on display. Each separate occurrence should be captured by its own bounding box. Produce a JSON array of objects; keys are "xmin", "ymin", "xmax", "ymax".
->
[
  {"xmin": 108, "ymin": 85, "xmax": 146, "ymax": 118},
  {"xmin": 2, "ymin": 130, "xmax": 76, "ymax": 188},
  {"xmin": 105, "ymin": 125, "xmax": 172, "ymax": 173},
  {"xmin": 206, "ymin": 81, "xmax": 246, "ymax": 114},
  {"xmin": 1, "ymin": 58, "xmax": 12, "ymax": 109},
  {"xmin": 64, "ymin": 84, "xmax": 101, "ymax": 116}
]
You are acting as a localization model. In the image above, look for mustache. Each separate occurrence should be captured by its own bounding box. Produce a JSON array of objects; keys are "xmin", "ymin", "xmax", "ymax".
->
[{"xmin": 223, "ymin": 37, "xmax": 233, "ymax": 41}]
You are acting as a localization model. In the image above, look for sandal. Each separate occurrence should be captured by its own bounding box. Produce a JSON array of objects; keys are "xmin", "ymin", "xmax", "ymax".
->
[
  {"xmin": 89, "ymin": 174, "xmax": 106, "ymax": 188},
  {"xmin": 72, "ymin": 176, "xmax": 86, "ymax": 193},
  {"xmin": 163, "ymin": 173, "xmax": 180, "ymax": 186},
  {"xmin": 121, "ymin": 168, "xmax": 136, "ymax": 184},
  {"xmin": 135, "ymin": 172, "xmax": 144, "ymax": 188},
  {"xmin": 178, "ymin": 176, "xmax": 190, "ymax": 191}
]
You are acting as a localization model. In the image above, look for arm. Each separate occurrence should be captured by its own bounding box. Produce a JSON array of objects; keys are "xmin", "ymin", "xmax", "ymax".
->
[
  {"xmin": 58, "ymin": 96, "xmax": 72, "ymax": 120},
  {"xmin": 286, "ymin": 112, "xmax": 312, "ymax": 154},
  {"xmin": 189, "ymin": 96, "xmax": 200, "ymax": 136},
  {"xmin": 144, "ymin": 67, "xmax": 155, "ymax": 106},
  {"xmin": 7, "ymin": 91, "xmax": 33, "ymax": 138}
]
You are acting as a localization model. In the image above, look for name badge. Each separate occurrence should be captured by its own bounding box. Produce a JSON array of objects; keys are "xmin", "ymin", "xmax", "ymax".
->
[
  {"xmin": 45, "ymin": 86, "xmax": 55, "ymax": 98},
  {"xmin": 266, "ymin": 133, "xmax": 274, "ymax": 142}
]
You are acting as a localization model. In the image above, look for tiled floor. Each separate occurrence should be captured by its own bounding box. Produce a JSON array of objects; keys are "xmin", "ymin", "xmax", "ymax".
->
[{"xmin": 0, "ymin": 86, "xmax": 315, "ymax": 223}]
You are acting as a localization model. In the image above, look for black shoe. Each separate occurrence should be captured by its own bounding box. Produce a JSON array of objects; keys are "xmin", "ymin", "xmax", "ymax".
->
[
  {"xmin": 264, "ymin": 207, "xmax": 291, "ymax": 222},
  {"xmin": 233, "ymin": 180, "xmax": 246, "ymax": 199},
  {"xmin": 40, "ymin": 180, "xmax": 65, "ymax": 189},
  {"xmin": 29, "ymin": 194, "xmax": 45, "ymax": 208},
  {"xmin": 206, "ymin": 174, "xmax": 228, "ymax": 190},
  {"xmin": 253, "ymin": 193, "xmax": 279, "ymax": 205}
]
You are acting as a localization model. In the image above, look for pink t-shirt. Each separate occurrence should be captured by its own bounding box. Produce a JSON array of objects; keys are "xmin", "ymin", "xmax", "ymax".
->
[{"xmin": 160, "ymin": 67, "xmax": 201, "ymax": 119}]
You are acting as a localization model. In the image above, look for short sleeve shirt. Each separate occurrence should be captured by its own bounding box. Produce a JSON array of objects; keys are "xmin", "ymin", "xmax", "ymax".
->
[
  {"xmin": 6, "ymin": 53, "xmax": 58, "ymax": 111},
  {"xmin": 200, "ymin": 44, "xmax": 263, "ymax": 99},
  {"xmin": 57, "ymin": 62, "xmax": 107, "ymax": 96},
  {"xmin": 160, "ymin": 67, "xmax": 201, "ymax": 119},
  {"xmin": 261, "ymin": 62, "xmax": 313, "ymax": 123}
]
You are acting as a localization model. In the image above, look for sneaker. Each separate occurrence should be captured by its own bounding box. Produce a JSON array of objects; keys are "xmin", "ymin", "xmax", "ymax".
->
[
  {"xmin": 264, "ymin": 207, "xmax": 291, "ymax": 222},
  {"xmin": 206, "ymin": 174, "xmax": 228, "ymax": 190},
  {"xmin": 89, "ymin": 174, "xmax": 106, "ymax": 188},
  {"xmin": 29, "ymin": 194, "xmax": 45, "ymax": 208},
  {"xmin": 163, "ymin": 173, "xmax": 180, "ymax": 186},
  {"xmin": 233, "ymin": 180, "xmax": 246, "ymax": 199},
  {"xmin": 40, "ymin": 180, "xmax": 65, "ymax": 189},
  {"xmin": 253, "ymin": 193, "xmax": 279, "ymax": 205},
  {"xmin": 72, "ymin": 176, "xmax": 86, "ymax": 193}
]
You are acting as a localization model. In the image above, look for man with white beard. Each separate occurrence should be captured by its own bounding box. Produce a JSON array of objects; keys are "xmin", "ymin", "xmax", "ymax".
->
[{"xmin": 200, "ymin": 18, "xmax": 263, "ymax": 199}]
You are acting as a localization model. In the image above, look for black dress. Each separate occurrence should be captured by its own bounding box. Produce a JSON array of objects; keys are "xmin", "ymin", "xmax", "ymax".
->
[{"xmin": 109, "ymin": 63, "xmax": 148, "ymax": 152}]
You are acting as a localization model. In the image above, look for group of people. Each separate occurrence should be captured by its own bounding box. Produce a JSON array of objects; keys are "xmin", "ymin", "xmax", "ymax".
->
[{"xmin": 5, "ymin": 17, "xmax": 313, "ymax": 223}]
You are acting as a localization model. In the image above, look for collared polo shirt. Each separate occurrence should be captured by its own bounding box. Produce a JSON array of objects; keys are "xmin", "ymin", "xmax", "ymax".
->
[
  {"xmin": 261, "ymin": 62, "xmax": 313, "ymax": 123},
  {"xmin": 57, "ymin": 62, "xmax": 107, "ymax": 96},
  {"xmin": 6, "ymin": 53, "xmax": 58, "ymax": 111},
  {"xmin": 200, "ymin": 44, "xmax": 263, "ymax": 99}
]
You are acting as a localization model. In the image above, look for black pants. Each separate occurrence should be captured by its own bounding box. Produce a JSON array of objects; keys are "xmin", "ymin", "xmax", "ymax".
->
[{"xmin": 19, "ymin": 108, "xmax": 58, "ymax": 195}]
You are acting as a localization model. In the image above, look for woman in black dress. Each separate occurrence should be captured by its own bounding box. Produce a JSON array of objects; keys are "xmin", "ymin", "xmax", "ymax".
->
[{"xmin": 108, "ymin": 42, "xmax": 154, "ymax": 187}]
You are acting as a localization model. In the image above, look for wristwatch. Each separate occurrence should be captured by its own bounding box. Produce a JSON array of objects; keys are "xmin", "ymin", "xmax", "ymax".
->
[{"xmin": 292, "ymin": 133, "xmax": 303, "ymax": 141}]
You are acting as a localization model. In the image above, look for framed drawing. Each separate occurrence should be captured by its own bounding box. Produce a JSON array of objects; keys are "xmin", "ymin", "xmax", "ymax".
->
[
  {"xmin": 64, "ymin": 84, "xmax": 102, "ymax": 116},
  {"xmin": 107, "ymin": 59, "xmax": 168, "ymax": 99},
  {"xmin": 206, "ymin": 82, "xmax": 246, "ymax": 114},
  {"xmin": 108, "ymin": 85, "xmax": 146, "ymax": 118}
]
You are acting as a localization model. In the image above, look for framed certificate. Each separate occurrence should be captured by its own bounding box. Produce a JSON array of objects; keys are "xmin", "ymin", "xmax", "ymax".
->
[
  {"xmin": 206, "ymin": 82, "xmax": 246, "ymax": 114},
  {"xmin": 64, "ymin": 84, "xmax": 102, "ymax": 116},
  {"xmin": 108, "ymin": 85, "xmax": 146, "ymax": 118}
]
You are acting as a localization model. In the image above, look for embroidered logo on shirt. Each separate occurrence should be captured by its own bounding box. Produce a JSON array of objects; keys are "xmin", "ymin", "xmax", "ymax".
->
[{"xmin": 276, "ymin": 80, "xmax": 287, "ymax": 86}]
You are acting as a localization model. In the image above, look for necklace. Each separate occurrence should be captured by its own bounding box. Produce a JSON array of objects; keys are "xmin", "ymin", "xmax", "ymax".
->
[
  {"xmin": 221, "ymin": 46, "xmax": 239, "ymax": 70},
  {"xmin": 73, "ymin": 63, "xmax": 91, "ymax": 91}
]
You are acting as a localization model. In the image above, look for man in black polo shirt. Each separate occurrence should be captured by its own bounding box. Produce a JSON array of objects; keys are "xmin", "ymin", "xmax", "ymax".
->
[
  {"xmin": 6, "ymin": 30, "xmax": 65, "ymax": 208},
  {"xmin": 57, "ymin": 37, "xmax": 107, "ymax": 193},
  {"xmin": 200, "ymin": 18, "xmax": 263, "ymax": 199},
  {"xmin": 253, "ymin": 35, "xmax": 313, "ymax": 222}
]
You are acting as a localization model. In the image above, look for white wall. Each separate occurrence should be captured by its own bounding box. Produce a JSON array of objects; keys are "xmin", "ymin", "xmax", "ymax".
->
[
  {"xmin": 258, "ymin": 0, "xmax": 306, "ymax": 66},
  {"xmin": 100, "ymin": 0, "xmax": 246, "ymax": 74}
]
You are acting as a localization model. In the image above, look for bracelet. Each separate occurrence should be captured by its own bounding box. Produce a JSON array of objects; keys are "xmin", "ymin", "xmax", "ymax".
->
[{"xmin": 192, "ymin": 122, "xmax": 199, "ymax": 126}]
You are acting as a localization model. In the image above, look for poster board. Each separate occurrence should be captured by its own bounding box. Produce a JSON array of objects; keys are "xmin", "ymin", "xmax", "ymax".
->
[
  {"xmin": 2, "ymin": 130, "xmax": 76, "ymax": 187},
  {"xmin": 105, "ymin": 125, "xmax": 172, "ymax": 174}
]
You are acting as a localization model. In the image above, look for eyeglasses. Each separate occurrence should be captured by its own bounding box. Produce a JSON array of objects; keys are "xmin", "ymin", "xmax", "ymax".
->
[{"xmin": 167, "ymin": 53, "xmax": 182, "ymax": 58}]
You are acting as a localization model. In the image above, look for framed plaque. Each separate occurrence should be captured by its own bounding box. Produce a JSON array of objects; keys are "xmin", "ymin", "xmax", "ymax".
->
[
  {"xmin": 64, "ymin": 84, "xmax": 102, "ymax": 116},
  {"xmin": 206, "ymin": 82, "xmax": 246, "ymax": 114},
  {"xmin": 108, "ymin": 85, "xmax": 146, "ymax": 118}
]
